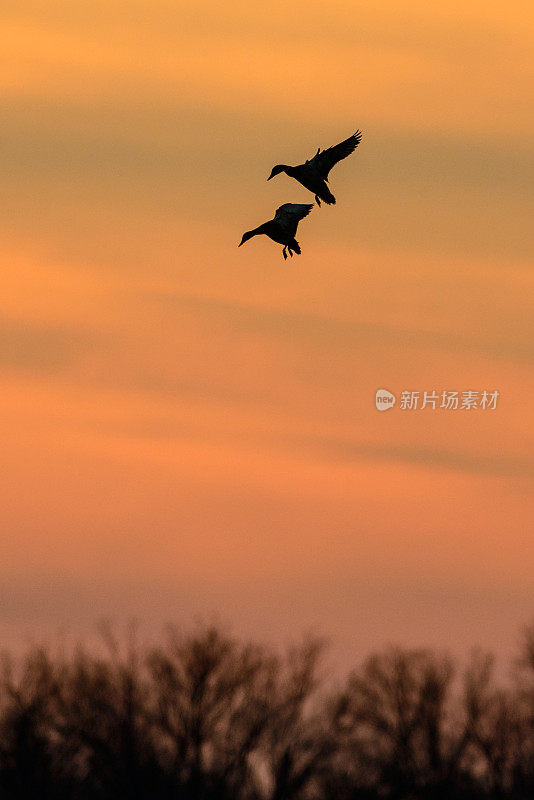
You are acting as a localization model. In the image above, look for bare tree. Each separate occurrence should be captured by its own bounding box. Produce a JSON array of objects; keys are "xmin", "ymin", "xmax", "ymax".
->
[
  {"xmin": 329, "ymin": 646, "xmax": 476, "ymax": 799},
  {"xmin": 54, "ymin": 626, "xmax": 162, "ymax": 799},
  {"xmin": 261, "ymin": 638, "xmax": 334, "ymax": 800},
  {"xmin": 0, "ymin": 648, "xmax": 74, "ymax": 798},
  {"xmin": 0, "ymin": 623, "xmax": 533, "ymax": 799},
  {"xmin": 147, "ymin": 625, "xmax": 274, "ymax": 800},
  {"xmin": 462, "ymin": 650, "xmax": 526, "ymax": 799}
]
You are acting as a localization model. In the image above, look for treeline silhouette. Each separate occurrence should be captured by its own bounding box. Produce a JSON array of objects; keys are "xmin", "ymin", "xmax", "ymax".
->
[{"xmin": 1, "ymin": 624, "xmax": 534, "ymax": 799}]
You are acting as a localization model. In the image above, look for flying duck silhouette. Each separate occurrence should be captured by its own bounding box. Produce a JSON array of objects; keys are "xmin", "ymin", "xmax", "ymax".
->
[
  {"xmin": 267, "ymin": 131, "xmax": 362, "ymax": 206},
  {"xmin": 238, "ymin": 203, "xmax": 313, "ymax": 259}
]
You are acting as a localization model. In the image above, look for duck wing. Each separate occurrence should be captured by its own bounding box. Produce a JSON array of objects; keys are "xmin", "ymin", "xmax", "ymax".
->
[
  {"xmin": 310, "ymin": 130, "xmax": 362, "ymax": 179},
  {"xmin": 273, "ymin": 203, "xmax": 313, "ymax": 233}
]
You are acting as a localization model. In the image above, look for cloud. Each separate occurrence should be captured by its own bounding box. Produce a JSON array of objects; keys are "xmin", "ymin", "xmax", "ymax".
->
[
  {"xmin": 146, "ymin": 292, "xmax": 534, "ymax": 366},
  {"xmin": 0, "ymin": 317, "xmax": 97, "ymax": 374},
  {"xmin": 1, "ymin": 92, "xmax": 532, "ymax": 271},
  {"xmin": 2, "ymin": 97, "xmax": 534, "ymax": 195}
]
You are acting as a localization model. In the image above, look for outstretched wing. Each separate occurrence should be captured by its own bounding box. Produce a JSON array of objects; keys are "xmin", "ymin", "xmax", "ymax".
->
[
  {"xmin": 310, "ymin": 130, "xmax": 362, "ymax": 179},
  {"xmin": 273, "ymin": 203, "xmax": 313, "ymax": 232}
]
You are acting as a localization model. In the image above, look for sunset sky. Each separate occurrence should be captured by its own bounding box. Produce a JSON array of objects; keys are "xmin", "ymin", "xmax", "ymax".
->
[{"xmin": 1, "ymin": 0, "xmax": 533, "ymax": 666}]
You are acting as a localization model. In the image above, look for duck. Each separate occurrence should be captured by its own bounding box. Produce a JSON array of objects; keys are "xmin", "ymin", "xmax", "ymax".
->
[
  {"xmin": 238, "ymin": 203, "xmax": 313, "ymax": 259},
  {"xmin": 267, "ymin": 131, "xmax": 362, "ymax": 206}
]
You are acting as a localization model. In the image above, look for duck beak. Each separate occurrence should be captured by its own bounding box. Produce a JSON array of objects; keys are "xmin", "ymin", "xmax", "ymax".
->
[{"xmin": 267, "ymin": 174, "xmax": 273, "ymax": 181}]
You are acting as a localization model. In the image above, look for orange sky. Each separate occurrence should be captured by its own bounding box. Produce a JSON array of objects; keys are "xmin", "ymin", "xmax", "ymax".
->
[{"xmin": 1, "ymin": 0, "xmax": 533, "ymax": 666}]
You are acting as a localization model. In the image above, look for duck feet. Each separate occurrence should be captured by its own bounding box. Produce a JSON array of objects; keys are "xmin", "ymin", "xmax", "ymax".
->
[
  {"xmin": 315, "ymin": 195, "xmax": 321, "ymax": 207},
  {"xmin": 288, "ymin": 248, "xmax": 293, "ymax": 258},
  {"xmin": 282, "ymin": 246, "xmax": 287, "ymax": 260}
]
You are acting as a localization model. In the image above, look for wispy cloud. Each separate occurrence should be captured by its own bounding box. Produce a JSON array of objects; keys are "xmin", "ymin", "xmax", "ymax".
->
[{"xmin": 0, "ymin": 317, "xmax": 98, "ymax": 374}]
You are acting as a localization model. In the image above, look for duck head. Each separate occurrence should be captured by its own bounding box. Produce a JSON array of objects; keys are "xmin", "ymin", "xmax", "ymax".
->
[
  {"xmin": 267, "ymin": 164, "xmax": 289, "ymax": 181},
  {"xmin": 238, "ymin": 230, "xmax": 256, "ymax": 247}
]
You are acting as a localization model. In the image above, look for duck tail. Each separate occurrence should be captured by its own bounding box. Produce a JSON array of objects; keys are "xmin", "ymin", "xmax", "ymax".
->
[{"xmin": 317, "ymin": 186, "xmax": 336, "ymax": 205}]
